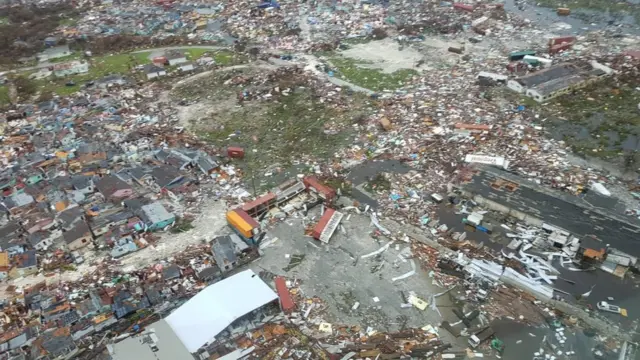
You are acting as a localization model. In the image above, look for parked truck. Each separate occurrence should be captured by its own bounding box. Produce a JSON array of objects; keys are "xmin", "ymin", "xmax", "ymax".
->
[{"xmin": 468, "ymin": 326, "xmax": 495, "ymax": 348}]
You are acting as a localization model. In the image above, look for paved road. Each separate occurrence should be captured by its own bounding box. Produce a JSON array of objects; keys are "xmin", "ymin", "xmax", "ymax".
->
[{"xmin": 464, "ymin": 167, "xmax": 640, "ymax": 256}]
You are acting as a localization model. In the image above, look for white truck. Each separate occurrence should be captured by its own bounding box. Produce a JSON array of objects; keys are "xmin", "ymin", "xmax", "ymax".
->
[{"xmin": 468, "ymin": 326, "xmax": 495, "ymax": 348}]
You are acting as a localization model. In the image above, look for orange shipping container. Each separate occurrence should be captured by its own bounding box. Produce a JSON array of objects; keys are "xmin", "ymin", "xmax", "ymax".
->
[{"xmin": 226, "ymin": 210, "xmax": 258, "ymax": 239}]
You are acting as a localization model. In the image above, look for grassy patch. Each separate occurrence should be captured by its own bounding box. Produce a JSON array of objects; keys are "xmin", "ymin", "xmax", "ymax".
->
[
  {"xmin": 320, "ymin": 176, "xmax": 353, "ymax": 196},
  {"xmin": 0, "ymin": 86, "xmax": 10, "ymax": 107},
  {"xmin": 40, "ymin": 52, "xmax": 151, "ymax": 95},
  {"xmin": 181, "ymin": 69, "xmax": 371, "ymax": 164},
  {"xmin": 58, "ymin": 17, "xmax": 78, "ymax": 27},
  {"xmin": 199, "ymin": 91, "xmax": 360, "ymax": 162},
  {"xmin": 132, "ymin": 52, "xmax": 152, "ymax": 63},
  {"xmin": 214, "ymin": 51, "xmax": 247, "ymax": 66},
  {"xmin": 185, "ymin": 48, "xmax": 211, "ymax": 60},
  {"xmin": 329, "ymin": 56, "xmax": 417, "ymax": 91},
  {"xmin": 48, "ymin": 53, "xmax": 81, "ymax": 63}
]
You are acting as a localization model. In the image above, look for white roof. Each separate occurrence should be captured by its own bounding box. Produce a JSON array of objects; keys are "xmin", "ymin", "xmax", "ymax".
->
[{"xmin": 165, "ymin": 269, "xmax": 277, "ymax": 352}]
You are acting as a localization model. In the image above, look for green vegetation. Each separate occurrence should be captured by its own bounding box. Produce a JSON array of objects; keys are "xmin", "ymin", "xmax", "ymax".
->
[
  {"xmin": 0, "ymin": 86, "xmax": 10, "ymax": 106},
  {"xmin": 364, "ymin": 173, "xmax": 391, "ymax": 192},
  {"xmin": 329, "ymin": 56, "xmax": 417, "ymax": 91},
  {"xmin": 48, "ymin": 53, "xmax": 81, "ymax": 63},
  {"xmin": 213, "ymin": 51, "xmax": 235, "ymax": 65},
  {"xmin": 489, "ymin": 77, "xmax": 640, "ymax": 163},
  {"xmin": 185, "ymin": 48, "xmax": 211, "ymax": 60},
  {"xmin": 39, "ymin": 52, "xmax": 151, "ymax": 95},
  {"xmin": 170, "ymin": 219, "xmax": 194, "ymax": 233},
  {"xmin": 199, "ymin": 90, "xmax": 361, "ymax": 162},
  {"xmin": 321, "ymin": 176, "xmax": 353, "ymax": 196},
  {"xmin": 58, "ymin": 17, "xmax": 78, "ymax": 26}
]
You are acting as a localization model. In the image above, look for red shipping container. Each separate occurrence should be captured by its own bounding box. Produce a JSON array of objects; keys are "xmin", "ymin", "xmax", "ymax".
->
[
  {"xmin": 242, "ymin": 192, "xmax": 276, "ymax": 216},
  {"xmin": 303, "ymin": 176, "xmax": 336, "ymax": 202},
  {"xmin": 235, "ymin": 208, "xmax": 259, "ymax": 229},
  {"xmin": 152, "ymin": 56, "xmax": 167, "ymax": 65},
  {"xmin": 548, "ymin": 36, "xmax": 576, "ymax": 47},
  {"xmin": 453, "ymin": 3, "xmax": 474, "ymax": 11},
  {"xmin": 227, "ymin": 146, "xmax": 245, "ymax": 159},
  {"xmin": 274, "ymin": 277, "xmax": 296, "ymax": 313},
  {"xmin": 549, "ymin": 42, "xmax": 574, "ymax": 55},
  {"xmin": 312, "ymin": 208, "xmax": 335, "ymax": 240}
]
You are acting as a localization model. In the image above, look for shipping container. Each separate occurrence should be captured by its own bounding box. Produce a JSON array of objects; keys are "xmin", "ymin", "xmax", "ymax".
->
[
  {"xmin": 242, "ymin": 192, "xmax": 277, "ymax": 218},
  {"xmin": 227, "ymin": 146, "xmax": 245, "ymax": 159},
  {"xmin": 312, "ymin": 208, "xmax": 344, "ymax": 243},
  {"xmin": 477, "ymin": 71, "xmax": 508, "ymax": 83},
  {"xmin": 379, "ymin": 117, "xmax": 392, "ymax": 130},
  {"xmin": 448, "ymin": 46, "xmax": 464, "ymax": 54},
  {"xmin": 523, "ymin": 55, "xmax": 552, "ymax": 68},
  {"xmin": 152, "ymin": 56, "xmax": 167, "ymax": 65},
  {"xmin": 556, "ymin": 7, "xmax": 570, "ymax": 15},
  {"xmin": 453, "ymin": 2, "xmax": 474, "ymax": 11},
  {"xmin": 274, "ymin": 277, "xmax": 296, "ymax": 313},
  {"xmin": 454, "ymin": 123, "xmax": 492, "ymax": 132},
  {"xmin": 509, "ymin": 50, "xmax": 536, "ymax": 61},
  {"xmin": 226, "ymin": 209, "xmax": 259, "ymax": 239},
  {"xmin": 303, "ymin": 176, "xmax": 336, "ymax": 202},
  {"xmin": 274, "ymin": 179, "xmax": 306, "ymax": 203},
  {"xmin": 549, "ymin": 42, "xmax": 573, "ymax": 55},
  {"xmin": 548, "ymin": 36, "xmax": 576, "ymax": 47},
  {"xmin": 464, "ymin": 154, "xmax": 509, "ymax": 169}
]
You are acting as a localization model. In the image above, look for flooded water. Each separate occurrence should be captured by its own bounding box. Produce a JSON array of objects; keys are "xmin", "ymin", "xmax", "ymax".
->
[
  {"xmin": 547, "ymin": 115, "xmax": 640, "ymax": 153},
  {"xmin": 492, "ymin": 318, "xmax": 600, "ymax": 360},
  {"xmin": 504, "ymin": 0, "xmax": 640, "ymax": 35},
  {"xmin": 436, "ymin": 203, "xmax": 506, "ymax": 253},
  {"xmin": 346, "ymin": 159, "xmax": 411, "ymax": 206}
]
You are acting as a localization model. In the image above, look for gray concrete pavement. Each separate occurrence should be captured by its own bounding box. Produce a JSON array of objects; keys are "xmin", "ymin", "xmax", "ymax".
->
[{"xmin": 253, "ymin": 208, "xmax": 466, "ymax": 348}]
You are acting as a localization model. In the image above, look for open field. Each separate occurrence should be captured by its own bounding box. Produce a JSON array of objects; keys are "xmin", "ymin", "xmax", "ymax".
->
[
  {"xmin": 173, "ymin": 67, "xmax": 371, "ymax": 169},
  {"xmin": 329, "ymin": 56, "xmax": 417, "ymax": 91},
  {"xmin": 0, "ymin": 86, "xmax": 9, "ymax": 106}
]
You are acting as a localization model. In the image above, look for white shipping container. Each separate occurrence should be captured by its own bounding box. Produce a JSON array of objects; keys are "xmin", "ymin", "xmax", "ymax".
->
[{"xmin": 464, "ymin": 154, "xmax": 509, "ymax": 169}]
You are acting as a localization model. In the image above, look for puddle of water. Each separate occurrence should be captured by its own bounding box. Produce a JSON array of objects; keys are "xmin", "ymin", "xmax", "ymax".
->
[{"xmin": 435, "ymin": 204, "xmax": 506, "ymax": 252}]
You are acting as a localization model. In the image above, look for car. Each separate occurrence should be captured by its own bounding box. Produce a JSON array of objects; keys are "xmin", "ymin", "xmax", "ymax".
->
[{"xmin": 597, "ymin": 301, "xmax": 628, "ymax": 317}]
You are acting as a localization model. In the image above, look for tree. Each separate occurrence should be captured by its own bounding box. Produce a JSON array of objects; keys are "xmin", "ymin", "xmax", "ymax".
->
[{"xmin": 13, "ymin": 76, "xmax": 37, "ymax": 101}]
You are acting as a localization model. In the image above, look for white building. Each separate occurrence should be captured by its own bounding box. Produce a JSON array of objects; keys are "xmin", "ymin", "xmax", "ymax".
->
[
  {"xmin": 178, "ymin": 62, "xmax": 195, "ymax": 72},
  {"xmin": 144, "ymin": 64, "xmax": 167, "ymax": 79},
  {"xmin": 508, "ymin": 63, "xmax": 609, "ymax": 103},
  {"xmin": 165, "ymin": 50, "xmax": 188, "ymax": 66},
  {"xmin": 165, "ymin": 269, "xmax": 278, "ymax": 353}
]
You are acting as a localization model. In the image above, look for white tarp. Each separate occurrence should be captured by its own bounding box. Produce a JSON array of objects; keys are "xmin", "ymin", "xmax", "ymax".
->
[{"xmin": 165, "ymin": 269, "xmax": 277, "ymax": 352}]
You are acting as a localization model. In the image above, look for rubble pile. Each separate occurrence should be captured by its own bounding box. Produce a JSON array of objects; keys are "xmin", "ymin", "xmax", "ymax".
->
[{"xmin": 0, "ymin": 0, "xmax": 639, "ymax": 358}]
